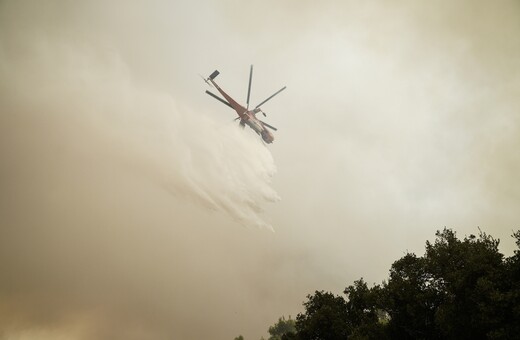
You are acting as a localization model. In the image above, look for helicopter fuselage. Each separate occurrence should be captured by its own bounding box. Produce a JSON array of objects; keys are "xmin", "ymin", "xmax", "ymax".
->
[
  {"xmin": 209, "ymin": 77, "xmax": 275, "ymax": 144},
  {"xmin": 239, "ymin": 111, "xmax": 274, "ymax": 143}
]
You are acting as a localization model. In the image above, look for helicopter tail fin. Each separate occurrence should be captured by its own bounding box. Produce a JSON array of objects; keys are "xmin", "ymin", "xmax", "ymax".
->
[{"xmin": 209, "ymin": 70, "xmax": 220, "ymax": 80}]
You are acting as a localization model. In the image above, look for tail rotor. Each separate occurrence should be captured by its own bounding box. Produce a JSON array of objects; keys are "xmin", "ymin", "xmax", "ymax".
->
[{"xmin": 199, "ymin": 74, "xmax": 213, "ymax": 87}]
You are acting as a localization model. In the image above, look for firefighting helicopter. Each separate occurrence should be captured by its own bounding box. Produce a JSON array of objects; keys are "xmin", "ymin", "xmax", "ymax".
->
[{"xmin": 202, "ymin": 65, "xmax": 286, "ymax": 144}]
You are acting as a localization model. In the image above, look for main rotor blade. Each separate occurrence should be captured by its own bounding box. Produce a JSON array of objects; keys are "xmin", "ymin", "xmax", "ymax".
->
[
  {"xmin": 259, "ymin": 120, "xmax": 278, "ymax": 131},
  {"xmin": 246, "ymin": 65, "xmax": 253, "ymax": 109},
  {"xmin": 205, "ymin": 90, "xmax": 233, "ymax": 109},
  {"xmin": 255, "ymin": 86, "xmax": 287, "ymax": 109}
]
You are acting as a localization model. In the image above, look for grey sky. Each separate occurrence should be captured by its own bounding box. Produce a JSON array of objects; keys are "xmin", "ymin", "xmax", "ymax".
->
[{"xmin": 1, "ymin": 1, "xmax": 519, "ymax": 339}]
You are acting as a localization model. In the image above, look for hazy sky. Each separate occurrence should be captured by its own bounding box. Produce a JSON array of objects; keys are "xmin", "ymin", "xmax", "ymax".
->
[{"xmin": 1, "ymin": 1, "xmax": 519, "ymax": 339}]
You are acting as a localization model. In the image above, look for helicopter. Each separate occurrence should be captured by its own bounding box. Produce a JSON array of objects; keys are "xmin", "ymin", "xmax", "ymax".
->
[{"xmin": 202, "ymin": 65, "xmax": 286, "ymax": 144}]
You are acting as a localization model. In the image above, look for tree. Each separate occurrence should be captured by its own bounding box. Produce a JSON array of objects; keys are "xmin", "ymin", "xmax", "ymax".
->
[
  {"xmin": 285, "ymin": 228, "xmax": 520, "ymax": 340},
  {"xmin": 382, "ymin": 253, "xmax": 443, "ymax": 339},
  {"xmin": 295, "ymin": 291, "xmax": 351, "ymax": 340},
  {"xmin": 344, "ymin": 279, "xmax": 388, "ymax": 339},
  {"xmin": 488, "ymin": 230, "xmax": 520, "ymax": 339},
  {"xmin": 424, "ymin": 229, "xmax": 504, "ymax": 338},
  {"xmin": 268, "ymin": 316, "xmax": 296, "ymax": 340},
  {"xmin": 380, "ymin": 228, "xmax": 510, "ymax": 339}
]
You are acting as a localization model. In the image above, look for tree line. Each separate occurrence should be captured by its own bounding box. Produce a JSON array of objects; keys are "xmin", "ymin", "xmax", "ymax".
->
[{"xmin": 237, "ymin": 228, "xmax": 520, "ymax": 339}]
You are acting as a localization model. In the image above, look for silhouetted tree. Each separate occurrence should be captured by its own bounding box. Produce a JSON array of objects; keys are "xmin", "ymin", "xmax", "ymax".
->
[
  {"xmin": 344, "ymin": 279, "xmax": 388, "ymax": 339},
  {"xmin": 268, "ymin": 316, "xmax": 296, "ymax": 340},
  {"xmin": 422, "ymin": 229, "xmax": 503, "ymax": 338},
  {"xmin": 295, "ymin": 291, "xmax": 351, "ymax": 340},
  {"xmin": 286, "ymin": 228, "xmax": 520, "ymax": 340},
  {"xmin": 382, "ymin": 253, "xmax": 442, "ymax": 339},
  {"xmin": 487, "ymin": 230, "xmax": 520, "ymax": 339}
]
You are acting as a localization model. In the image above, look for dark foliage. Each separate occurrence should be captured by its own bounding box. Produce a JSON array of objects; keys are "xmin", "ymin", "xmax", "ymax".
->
[
  {"xmin": 295, "ymin": 291, "xmax": 351, "ymax": 340},
  {"xmin": 289, "ymin": 228, "xmax": 520, "ymax": 340},
  {"xmin": 268, "ymin": 316, "xmax": 296, "ymax": 340}
]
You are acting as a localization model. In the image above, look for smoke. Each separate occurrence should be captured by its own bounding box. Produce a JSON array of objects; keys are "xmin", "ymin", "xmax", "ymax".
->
[
  {"xmin": 0, "ymin": 35, "xmax": 279, "ymax": 228},
  {"xmin": 1, "ymin": 1, "xmax": 520, "ymax": 339},
  {"xmin": 0, "ymin": 6, "xmax": 282, "ymax": 339}
]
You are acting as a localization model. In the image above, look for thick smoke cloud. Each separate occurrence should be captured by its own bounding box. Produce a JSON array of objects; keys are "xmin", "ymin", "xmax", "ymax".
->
[
  {"xmin": 0, "ymin": 3, "xmax": 283, "ymax": 339},
  {"xmin": 1, "ymin": 38, "xmax": 279, "ymax": 228},
  {"xmin": 1, "ymin": 1, "xmax": 520, "ymax": 339}
]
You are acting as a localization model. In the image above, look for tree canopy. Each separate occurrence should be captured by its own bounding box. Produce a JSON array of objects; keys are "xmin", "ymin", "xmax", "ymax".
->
[
  {"xmin": 268, "ymin": 316, "xmax": 296, "ymax": 340},
  {"xmin": 287, "ymin": 228, "xmax": 520, "ymax": 340}
]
